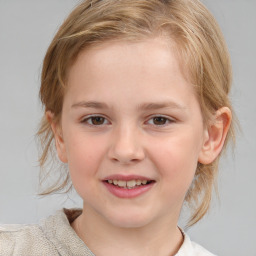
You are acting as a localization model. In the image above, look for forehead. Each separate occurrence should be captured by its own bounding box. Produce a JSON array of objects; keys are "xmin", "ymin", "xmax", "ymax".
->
[
  {"xmin": 67, "ymin": 36, "xmax": 190, "ymax": 89},
  {"xmin": 63, "ymin": 37, "xmax": 199, "ymax": 114}
]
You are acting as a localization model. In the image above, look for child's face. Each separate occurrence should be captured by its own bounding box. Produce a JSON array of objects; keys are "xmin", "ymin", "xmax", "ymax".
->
[{"xmin": 56, "ymin": 37, "xmax": 209, "ymax": 228}]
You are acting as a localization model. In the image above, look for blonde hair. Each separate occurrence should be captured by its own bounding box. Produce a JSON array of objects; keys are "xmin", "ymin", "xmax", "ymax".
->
[{"xmin": 38, "ymin": 0, "xmax": 236, "ymax": 226}]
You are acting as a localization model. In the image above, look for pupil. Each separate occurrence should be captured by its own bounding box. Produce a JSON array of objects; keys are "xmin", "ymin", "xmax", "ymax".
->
[
  {"xmin": 153, "ymin": 117, "xmax": 166, "ymax": 125},
  {"xmin": 92, "ymin": 117, "xmax": 104, "ymax": 125}
]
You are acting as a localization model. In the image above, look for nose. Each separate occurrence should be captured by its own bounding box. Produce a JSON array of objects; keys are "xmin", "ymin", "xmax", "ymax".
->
[{"xmin": 108, "ymin": 125, "xmax": 145, "ymax": 164}]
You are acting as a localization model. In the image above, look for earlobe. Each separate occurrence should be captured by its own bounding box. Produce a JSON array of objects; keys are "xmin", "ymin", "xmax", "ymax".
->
[
  {"xmin": 46, "ymin": 111, "xmax": 68, "ymax": 163},
  {"xmin": 198, "ymin": 107, "xmax": 232, "ymax": 165}
]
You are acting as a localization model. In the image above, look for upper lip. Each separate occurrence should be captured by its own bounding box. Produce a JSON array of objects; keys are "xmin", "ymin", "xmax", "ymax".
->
[{"xmin": 103, "ymin": 174, "xmax": 154, "ymax": 181}]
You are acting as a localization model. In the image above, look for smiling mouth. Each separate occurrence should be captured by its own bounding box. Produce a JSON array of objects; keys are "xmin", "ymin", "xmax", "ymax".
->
[{"xmin": 104, "ymin": 179, "xmax": 155, "ymax": 189}]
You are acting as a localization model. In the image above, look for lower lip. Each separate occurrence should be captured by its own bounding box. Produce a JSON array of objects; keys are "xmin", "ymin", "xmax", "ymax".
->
[{"xmin": 103, "ymin": 182, "xmax": 155, "ymax": 199}]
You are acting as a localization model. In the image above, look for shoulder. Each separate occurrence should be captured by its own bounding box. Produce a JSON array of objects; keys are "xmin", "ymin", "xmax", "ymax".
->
[
  {"xmin": 176, "ymin": 231, "xmax": 217, "ymax": 256},
  {"xmin": 189, "ymin": 240, "xmax": 216, "ymax": 256},
  {"xmin": 0, "ymin": 222, "xmax": 59, "ymax": 256},
  {"xmin": 0, "ymin": 209, "xmax": 94, "ymax": 256}
]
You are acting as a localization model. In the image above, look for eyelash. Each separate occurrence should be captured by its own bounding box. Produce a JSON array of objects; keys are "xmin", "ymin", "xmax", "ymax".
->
[
  {"xmin": 81, "ymin": 115, "xmax": 110, "ymax": 126},
  {"xmin": 147, "ymin": 116, "xmax": 174, "ymax": 126},
  {"xmin": 81, "ymin": 115, "xmax": 175, "ymax": 127}
]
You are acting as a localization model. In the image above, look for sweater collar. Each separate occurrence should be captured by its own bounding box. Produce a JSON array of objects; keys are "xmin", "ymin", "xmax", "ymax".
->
[
  {"xmin": 40, "ymin": 208, "xmax": 95, "ymax": 256},
  {"xmin": 40, "ymin": 208, "xmax": 196, "ymax": 256}
]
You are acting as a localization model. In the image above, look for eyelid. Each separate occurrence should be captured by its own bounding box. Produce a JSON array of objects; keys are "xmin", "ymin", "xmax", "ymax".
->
[
  {"xmin": 81, "ymin": 114, "xmax": 111, "ymax": 125},
  {"xmin": 80, "ymin": 114, "xmax": 175, "ymax": 126},
  {"xmin": 146, "ymin": 115, "xmax": 176, "ymax": 126}
]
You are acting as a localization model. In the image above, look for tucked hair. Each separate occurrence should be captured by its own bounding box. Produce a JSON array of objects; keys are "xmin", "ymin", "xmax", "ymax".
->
[{"xmin": 37, "ymin": 0, "xmax": 236, "ymax": 226}]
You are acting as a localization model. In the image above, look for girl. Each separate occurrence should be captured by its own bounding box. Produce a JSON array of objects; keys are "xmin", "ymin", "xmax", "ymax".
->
[{"xmin": 0, "ymin": 0, "xmax": 235, "ymax": 255}]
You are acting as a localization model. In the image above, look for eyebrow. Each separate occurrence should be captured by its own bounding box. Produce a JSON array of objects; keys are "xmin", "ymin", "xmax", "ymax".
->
[
  {"xmin": 71, "ymin": 100, "xmax": 186, "ymax": 111},
  {"xmin": 72, "ymin": 101, "xmax": 109, "ymax": 109},
  {"xmin": 137, "ymin": 102, "xmax": 187, "ymax": 111}
]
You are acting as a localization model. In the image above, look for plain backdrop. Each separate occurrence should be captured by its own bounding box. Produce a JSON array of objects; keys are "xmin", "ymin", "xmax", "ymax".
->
[{"xmin": 0, "ymin": 1, "xmax": 255, "ymax": 255}]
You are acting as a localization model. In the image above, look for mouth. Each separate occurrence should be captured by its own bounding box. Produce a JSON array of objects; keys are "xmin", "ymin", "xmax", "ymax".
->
[
  {"xmin": 102, "ymin": 175, "xmax": 156, "ymax": 198},
  {"xmin": 104, "ymin": 179, "xmax": 155, "ymax": 189}
]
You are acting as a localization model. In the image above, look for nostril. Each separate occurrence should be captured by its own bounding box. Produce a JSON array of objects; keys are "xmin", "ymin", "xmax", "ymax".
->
[
  {"xmin": 107, "ymin": 134, "xmax": 145, "ymax": 164},
  {"xmin": 108, "ymin": 146, "xmax": 145, "ymax": 163}
]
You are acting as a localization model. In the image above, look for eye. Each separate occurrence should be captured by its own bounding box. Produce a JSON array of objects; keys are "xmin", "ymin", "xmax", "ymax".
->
[
  {"xmin": 82, "ymin": 116, "xmax": 109, "ymax": 126},
  {"xmin": 147, "ymin": 116, "xmax": 173, "ymax": 126}
]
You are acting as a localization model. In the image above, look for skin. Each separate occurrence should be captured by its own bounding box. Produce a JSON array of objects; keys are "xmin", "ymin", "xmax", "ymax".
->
[{"xmin": 48, "ymin": 37, "xmax": 231, "ymax": 256}]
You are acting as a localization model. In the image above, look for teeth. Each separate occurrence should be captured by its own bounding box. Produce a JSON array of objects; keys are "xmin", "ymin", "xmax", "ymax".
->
[
  {"xmin": 107, "ymin": 179, "xmax": 149, "ymax": 189},
  {"xmin": 136, "ymin": 180, "xmax": 142, "ymax": 185},
  {"xmin": 127, "ymin": 180, "xmax": 136, "ymax": 188},
  {"xmin": 117, "ymin": 180, "xmax": 126, "ymax": 187}
]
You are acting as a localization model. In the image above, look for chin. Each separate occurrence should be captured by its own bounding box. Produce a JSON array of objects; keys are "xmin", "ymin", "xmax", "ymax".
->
[{"xmin": 105, "ymin": 210, "xmax": 153, "ymax": 229}]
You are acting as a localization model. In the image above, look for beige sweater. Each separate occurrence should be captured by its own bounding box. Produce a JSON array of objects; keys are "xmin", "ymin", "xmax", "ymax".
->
[{"xmin": 0, "ymin": 209, "xmax": 216, "ymax": 256}]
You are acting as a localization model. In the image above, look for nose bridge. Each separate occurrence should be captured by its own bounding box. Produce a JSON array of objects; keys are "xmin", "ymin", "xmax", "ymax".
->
[{"xmin": 108, "ymin": 121, "xmax": 145, "ymax": 164}]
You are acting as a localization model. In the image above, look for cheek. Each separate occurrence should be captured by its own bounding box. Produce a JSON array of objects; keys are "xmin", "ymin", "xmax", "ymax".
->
[
  {"xmin": 64, "ymin": 134, "xmax": 107, "ymax": 192},
  {"xmin": 148, "ymin": 133, "xmax": 201, "ymax": 188}
]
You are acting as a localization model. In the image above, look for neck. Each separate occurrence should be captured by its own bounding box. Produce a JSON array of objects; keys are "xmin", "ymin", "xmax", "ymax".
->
[{"xmin": 71, "ymin": 206, "xmax": 184, "ymax": 256}]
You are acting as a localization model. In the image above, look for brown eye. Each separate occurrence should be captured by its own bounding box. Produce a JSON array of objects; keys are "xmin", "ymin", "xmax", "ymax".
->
[
  {"xmin": 90, "ymin": 116, "xmax": 106, "ymax": 125},
  {"xmin": 82, "ymin": 116, "xmax": 108, "ymax": 126},
  {"xmin": 147, "ymin": 116, "xmax": 174, "ymax": 126},
  {"xmin": 153, "ymin": 117, "xmax": 168, "ymax": 125}
]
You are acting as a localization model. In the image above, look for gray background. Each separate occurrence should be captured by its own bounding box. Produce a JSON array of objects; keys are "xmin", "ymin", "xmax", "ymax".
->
[{"xmin": 0, "ymin": 0, "xmax": 255, "ymax": 255}]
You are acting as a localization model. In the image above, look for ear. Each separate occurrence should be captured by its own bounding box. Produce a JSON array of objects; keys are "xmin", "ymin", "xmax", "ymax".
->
[
  {"xmin": 198, "ymin": 107, "xmax": 232, "ymax": 164},
  {"xmin": 46, "ymin": 111, "xmax": 68, "ymax": 163}
]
